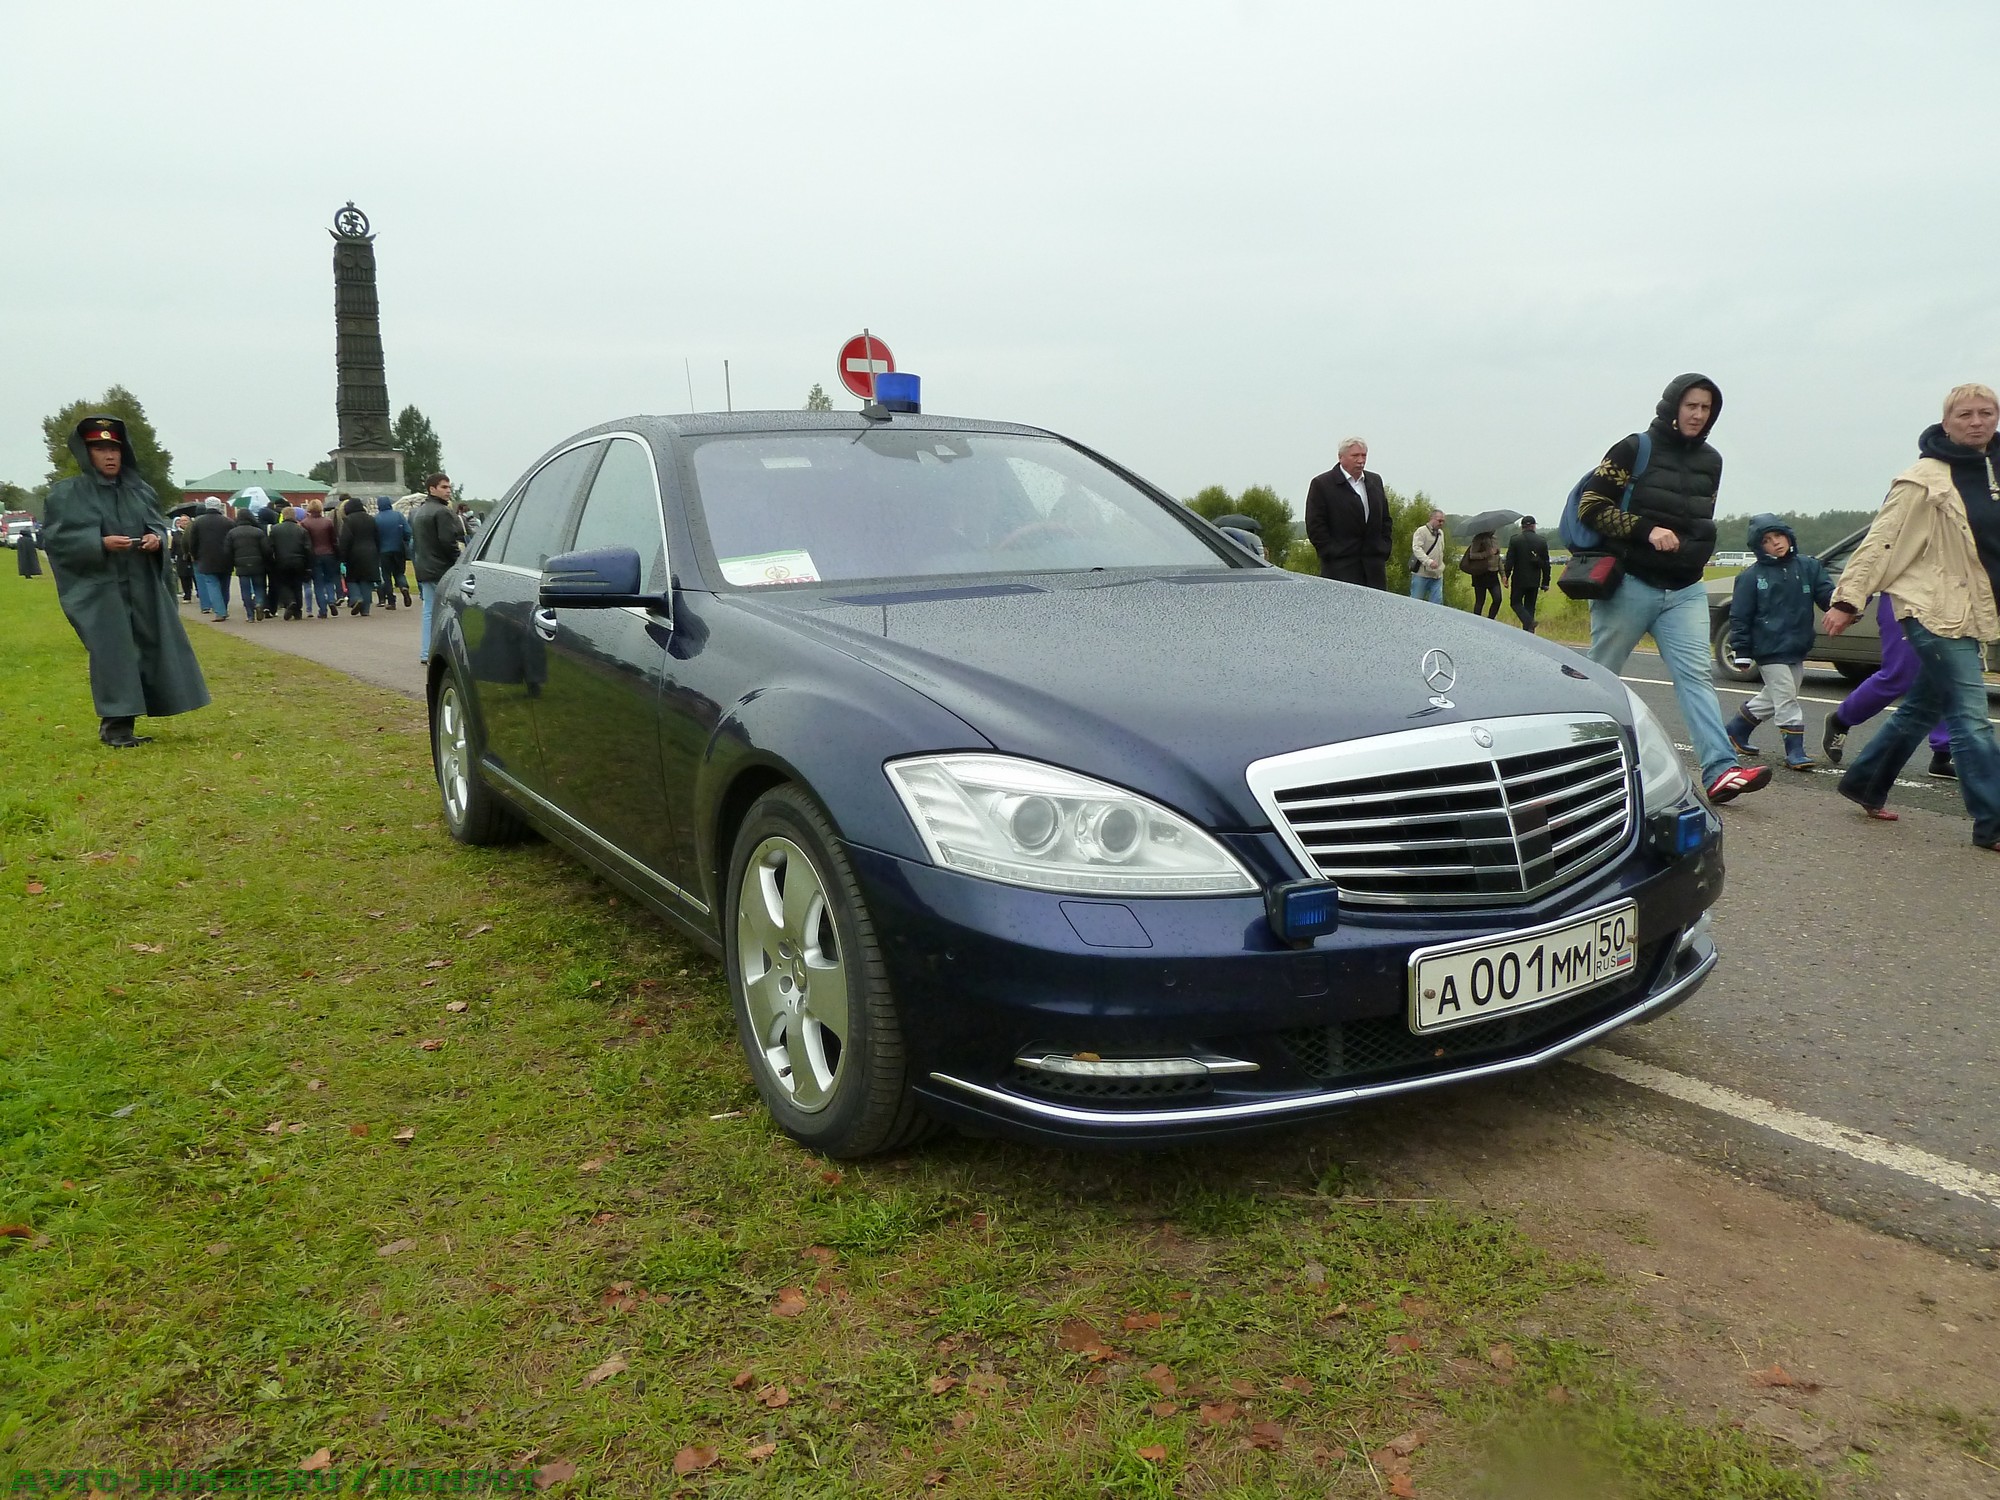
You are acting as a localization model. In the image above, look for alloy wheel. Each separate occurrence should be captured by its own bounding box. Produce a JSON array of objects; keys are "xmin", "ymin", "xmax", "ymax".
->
[
  {"xmin": 735, "ymin": 835, "xmax": 850, "ymax": 1112},
  {"xmin": 436, "ymin": 683, "xmax": 471, "ymax": 829}
]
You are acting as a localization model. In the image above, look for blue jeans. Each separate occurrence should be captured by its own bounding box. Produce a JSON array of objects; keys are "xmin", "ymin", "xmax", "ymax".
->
[
  {"xmin": 194, "ymin": 569, "xmax": 231, "ymax": 617},
  {"xmin": 419, "ymin": 581, "xmax": 439, "ymax": 662},
  {"xmin": 1588, "ymin": 575, "xmax": 1735, "ymax": 784},
  {"xmin": 310, "ymin": 556, "xmax": 340, "ymax": 616},
  {"xmin": 1409, "ymin": 575, "xmax": 1443, "ymax": 604},
  {"xmin": 235, "ymin": 570, "xmax": 265, "ymax": 616},
  {"xmin": 1839, "ymin": 619, "xmax": 2000, "ymax": 845}
]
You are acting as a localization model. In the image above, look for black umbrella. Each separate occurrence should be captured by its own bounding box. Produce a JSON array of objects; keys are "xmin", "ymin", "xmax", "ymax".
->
[{"xmin": 1456, "ymin": 508, "xmax": 1522, "ymax": 537}]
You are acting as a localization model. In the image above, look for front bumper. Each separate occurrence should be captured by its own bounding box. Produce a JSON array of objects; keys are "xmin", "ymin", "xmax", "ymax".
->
[{"xmin": 850, "ymin": 819, "xmax": 1722, "ymax": 1145}]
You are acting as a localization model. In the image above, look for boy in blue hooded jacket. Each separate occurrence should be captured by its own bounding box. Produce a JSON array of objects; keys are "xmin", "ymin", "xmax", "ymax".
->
[{"xmin": 1725, "ymin": 515, "xmax": 1834, "ymax": 768}]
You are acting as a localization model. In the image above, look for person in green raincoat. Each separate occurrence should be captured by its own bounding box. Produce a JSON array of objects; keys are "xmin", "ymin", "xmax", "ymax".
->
[{"xmin": 40, "ymin": 415, "xmax": 210, "ymax": 746}]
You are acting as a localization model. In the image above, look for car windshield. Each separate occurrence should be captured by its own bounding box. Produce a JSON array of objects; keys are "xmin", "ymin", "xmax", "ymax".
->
[{"xmin": 685, "ymin": 429, "xmax": 1231, "ymax": 587}]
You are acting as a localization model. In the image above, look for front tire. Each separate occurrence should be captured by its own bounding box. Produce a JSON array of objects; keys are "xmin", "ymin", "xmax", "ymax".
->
[
  {"xmin": 432, "ymin": 672, "xmax": 526, "ymax": 845},
  {"xmin": 724, "ymin": 785, "xmax": 932, "ymax": 1158}
]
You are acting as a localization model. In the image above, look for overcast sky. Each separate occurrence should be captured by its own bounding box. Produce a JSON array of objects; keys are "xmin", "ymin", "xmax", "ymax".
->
[{"xmin": 4, "ymin": 2, "xmax": 1995, "ymax": 518}]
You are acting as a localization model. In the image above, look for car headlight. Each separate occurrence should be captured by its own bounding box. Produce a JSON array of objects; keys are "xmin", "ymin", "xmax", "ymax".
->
[
  {"xmin": 1625, "ymin": 686, "xmax": 1692, "ymax": 811},
  {"xmin": 885, "ymin": 754, "xmax": 1257, "ymax": 896}
]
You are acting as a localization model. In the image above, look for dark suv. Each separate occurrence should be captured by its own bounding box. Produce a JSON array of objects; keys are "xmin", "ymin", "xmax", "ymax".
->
[{"xmin": 428, "ymin": 410, "xmax": 1723, "ymax": 1157}]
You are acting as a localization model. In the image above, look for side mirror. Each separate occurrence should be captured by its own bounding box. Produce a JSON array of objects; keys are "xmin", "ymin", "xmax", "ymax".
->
[{"xmin": 539, "ymin": 547, "xmax": 665, "ymax": 611}]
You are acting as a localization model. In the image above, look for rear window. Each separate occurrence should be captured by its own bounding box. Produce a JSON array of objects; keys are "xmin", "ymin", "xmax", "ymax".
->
[{"xmin": 685, "ymin": 430, "xmax": 1228, "ymax": 587}]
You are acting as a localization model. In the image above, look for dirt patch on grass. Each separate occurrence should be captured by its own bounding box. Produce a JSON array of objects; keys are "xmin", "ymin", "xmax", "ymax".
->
[{"xmin": 1330, "ymin": 1081, "xmax": 2000, "ymax": 1496}]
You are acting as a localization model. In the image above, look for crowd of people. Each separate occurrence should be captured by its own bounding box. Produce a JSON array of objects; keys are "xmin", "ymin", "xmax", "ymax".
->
[
  {"xmin": 171, "ymin": 472, "xmax": 466, "ymax": 641},
  {"xmin": 23, "ymin": 385, "xmax": 2000, "ymax": 853},
  {"xmin": 1301, "ymin": 376, "xmax": 2000, "ymax": 840}
]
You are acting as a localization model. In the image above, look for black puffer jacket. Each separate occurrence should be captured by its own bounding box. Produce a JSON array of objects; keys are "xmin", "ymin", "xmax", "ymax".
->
[
  {"xmin": 1577, "ymin": 373, "xmax": 1724, "ymax": 589},
  {"xmin": 225, "ymin": 520, "xmax": 270, "ymax": 573},
  {"xmin": 187, "ymin": 509, "xmax": 234, "ymax": 573},
  {"xmin": 338, "ymin": 500, "xmax": 380, "ymax": 579}
]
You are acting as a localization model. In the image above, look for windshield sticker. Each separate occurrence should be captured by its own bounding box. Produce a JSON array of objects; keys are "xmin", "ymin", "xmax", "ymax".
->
[
  {"xmin": 760, "ymin": 455, "xmax": 813, "ymax": 469},
  {"xmin": 718, "ymin": 550, "xmax": 821, "ymax": 587}
]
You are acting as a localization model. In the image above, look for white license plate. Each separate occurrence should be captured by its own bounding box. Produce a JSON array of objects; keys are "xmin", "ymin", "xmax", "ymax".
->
[{"xmin": 1408, "ymin": 901, "xmax": 1638, "ymax": 1034}]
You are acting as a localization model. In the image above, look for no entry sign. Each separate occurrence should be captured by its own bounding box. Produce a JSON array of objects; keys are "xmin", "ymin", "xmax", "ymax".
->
[{"xmin": 838, "ymin": 333, "xmax": 894, "ymax": 400}]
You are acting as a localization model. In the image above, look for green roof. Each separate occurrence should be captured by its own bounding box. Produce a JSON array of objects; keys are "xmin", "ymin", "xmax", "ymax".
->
[{"xmin": 183, "ymin": 467, "xmax": 328, "ymax": 493}]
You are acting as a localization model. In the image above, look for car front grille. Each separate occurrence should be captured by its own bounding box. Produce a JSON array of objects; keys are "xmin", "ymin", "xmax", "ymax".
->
[
  {"xmin": 1279, "ymin": 937, "xmax": 1669, "ymax": 1083},
  {"xmin": 1246, "ymin": 714, "xmax": 1635, "ymax": 906}
]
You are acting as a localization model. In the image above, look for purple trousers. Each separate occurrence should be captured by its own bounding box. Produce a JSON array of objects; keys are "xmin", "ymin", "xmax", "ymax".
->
[{"xmin": 1836, "ymin": 596, "xmax": 1952, "ymax": 753}]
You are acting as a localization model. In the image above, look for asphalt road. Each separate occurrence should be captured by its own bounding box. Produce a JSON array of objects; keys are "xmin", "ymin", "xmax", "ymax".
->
[{"xmin": 1592, "ymin": 647, "xmax": 2000, "ymax": 1262}]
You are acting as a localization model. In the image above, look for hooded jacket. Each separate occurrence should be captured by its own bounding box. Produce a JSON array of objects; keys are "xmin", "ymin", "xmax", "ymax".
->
[
  {"xmin": 1728, "ymin": 515, "xmax": 1833, "ymax": 664},
  {"xmin": 1576, "ymin": 373, "xmax": 1725, "ymax": 590},
  {"xmin": 337, "ymin": 497, "xmax": 380, "ymax": 577},
  {"xmin": 1459, "ymin": 533, "xmax": 1501, "ymax": 577},
  {"xmin": 373, "ymin": 495, "xmax": 413, "ymax": 555},
  {"xmin": 38, "ymin": 422, "xmax": 210, "ymax": 719},
  {"xmin": 225, "ymin": 518, "xmax": 271, "ymax": 574},
  {"xmin": 1831, "ymin": 428, "xmax": 2000, "ymax": 642}
]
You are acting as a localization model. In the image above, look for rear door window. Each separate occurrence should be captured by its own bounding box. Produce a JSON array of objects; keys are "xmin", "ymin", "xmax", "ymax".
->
[{"xmin": 499, "ymin": 444, "xmax": 598, "ymax": 571}]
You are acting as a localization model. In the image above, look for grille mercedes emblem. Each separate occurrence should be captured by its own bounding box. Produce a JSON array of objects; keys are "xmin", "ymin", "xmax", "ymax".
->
[
  {"xmin": 1421, "ymin": 649, "xmax": 1457, "ymax": 696},
  {"xmin": 1471, "ymin": 725, "xmax": 1494, "ymax": 748}
]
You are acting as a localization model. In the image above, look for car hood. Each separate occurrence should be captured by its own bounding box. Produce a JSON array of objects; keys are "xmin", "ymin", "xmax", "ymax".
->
[{"xmin": 735, "ymin": 570, "xmax": 1633, "ymax": 829}]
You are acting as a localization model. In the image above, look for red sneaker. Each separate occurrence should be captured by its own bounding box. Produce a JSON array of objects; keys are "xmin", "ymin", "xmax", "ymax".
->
[{"xmin": 1706, "ymin": 764, "xmax": 1771, "ymax": 803}]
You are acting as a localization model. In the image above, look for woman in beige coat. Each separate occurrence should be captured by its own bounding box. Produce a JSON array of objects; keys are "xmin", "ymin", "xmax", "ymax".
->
[{"xmin": 1825, "ymin": 383, "xmax": 2000, "ymax": 847}]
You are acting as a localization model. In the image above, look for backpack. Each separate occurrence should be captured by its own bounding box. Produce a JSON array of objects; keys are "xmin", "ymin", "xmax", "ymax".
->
[{"xmin": 1559, "ymin": 432, "xmax": 1651, "ymax": 552}]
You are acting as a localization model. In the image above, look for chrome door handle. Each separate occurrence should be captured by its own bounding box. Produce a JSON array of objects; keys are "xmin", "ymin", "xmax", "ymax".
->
[
  {"xmin": 533, "ymin": 608, "xmax": 558, "ymax": 641},
  {"xmin": 458, "ymin": 574, "xmax": 477, "ymax": 597}
]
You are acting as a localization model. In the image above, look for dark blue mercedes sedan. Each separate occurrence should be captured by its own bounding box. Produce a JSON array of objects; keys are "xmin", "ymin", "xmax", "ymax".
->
[{"xmin": 427, "ymin": 408, "xmax": 1723, "ymax": 1157}]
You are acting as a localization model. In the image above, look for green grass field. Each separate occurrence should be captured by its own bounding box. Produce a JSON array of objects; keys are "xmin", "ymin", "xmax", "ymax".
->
[{"xmin": 0, "ymin": 576, "xmax": 1816, "ymax": 1497}]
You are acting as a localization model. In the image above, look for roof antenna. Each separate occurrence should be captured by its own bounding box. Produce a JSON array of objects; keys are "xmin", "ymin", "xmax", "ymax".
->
[
  {"xmin": 724, "ymin": 359, "xmax": 733, "ymax": 413},
  {"xmin": 684, "ymin": 358, "xmax": 695, "ymax": 413}
]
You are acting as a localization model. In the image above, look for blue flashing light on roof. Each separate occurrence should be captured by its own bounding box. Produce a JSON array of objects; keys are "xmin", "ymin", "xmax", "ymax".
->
[{"xmin": 874, "ymin": 372, "xmax": 921, "ymax": 413}]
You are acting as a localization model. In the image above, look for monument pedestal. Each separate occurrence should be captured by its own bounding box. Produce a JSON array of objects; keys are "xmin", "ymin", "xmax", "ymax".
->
[{"xmin": 328, "ymin": 448, "xmax": 406, "ymax": 503}]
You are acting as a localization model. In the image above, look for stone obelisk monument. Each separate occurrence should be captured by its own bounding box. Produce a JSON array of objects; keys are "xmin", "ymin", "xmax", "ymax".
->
[{"xmin": 326, "ymin": 201, "xmax": 406, "ymax": 499}]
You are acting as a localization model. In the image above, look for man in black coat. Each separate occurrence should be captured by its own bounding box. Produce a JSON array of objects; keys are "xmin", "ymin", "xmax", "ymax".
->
[
  {"xmin": 1500, "ymin": 516, "xmax": 1552, "ymax": 633},
  {"xmin": 1303, "ymin": 438, "xmax": 1392, "ymax": 589},
  {"xmin": 224, "ymin": 509, "xmax": 273, "ymax": 622},
  {"xmin": 267, "ymin": 508, "xmax": 314, "ymax": 620},
  {"xmin": 186, "ymin": 499, "xmax": 235, "ymax": 619}
]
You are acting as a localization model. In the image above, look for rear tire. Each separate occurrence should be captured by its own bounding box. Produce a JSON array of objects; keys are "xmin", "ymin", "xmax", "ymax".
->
[
  {"xmin": 432, "ymin": 671, "xmax": 526, "ymax": 845},
  {"xmin": 1833, "ymin": 660, "xmax": 1872, "ymax": 686},
  {"xmin": 1710, "ymin": 620, "xmax": 1758, "ymax": 683},
  {"xmin": 723, "ymin": 785, "xmax": 934, "ymax": 1158}
]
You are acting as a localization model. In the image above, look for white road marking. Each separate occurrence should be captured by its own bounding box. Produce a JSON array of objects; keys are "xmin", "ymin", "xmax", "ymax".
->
[
  {"xmin": 1573, "ymin": 1048, "xmax": 2000, "ymax": 1213},
  {"xmin": 1620, "ymin": 673, "xmax": 2000, "ymax": 727}
]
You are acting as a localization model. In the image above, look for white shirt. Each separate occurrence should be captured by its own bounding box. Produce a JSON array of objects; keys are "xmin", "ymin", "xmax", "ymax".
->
[{"xmin": 1341, "ymin": 467, "xmax": 1368, "ymax": 521}]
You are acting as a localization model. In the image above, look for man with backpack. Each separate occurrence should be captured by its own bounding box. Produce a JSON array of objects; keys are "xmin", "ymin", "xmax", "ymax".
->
[
  {"xmin": 1500, "ymin": 517, "xmax": 1551, "ymax": 631},
  {"xmin": 1570, "ymin": 374, "xmax": 1768, "ymax": 803}
]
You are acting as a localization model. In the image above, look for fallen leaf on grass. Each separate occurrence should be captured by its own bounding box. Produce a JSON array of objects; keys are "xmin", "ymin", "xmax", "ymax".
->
[
  {"xmin": 204, "ymin": 1241, "xmax": 231, "ymax": 1256},
  {"xmin": 1385, "ymin": 1332, "xmax": 1423, "ymax": 1355},
  {"xmin": 1324, "ymin": 1301, "xmax": 1350, "ymax": 1319},
  {"xmin": 446, "ymin": 1000, "xmax": 469, "ymax": 1013},
  {"xmin": 965, "ymin": 1371, "xmax": 1007, "ymax": 1396},
  {"xmin": 306, "ymin": 1079, "xmax": 325, "ymax": 1091},
  {"xmin": 745, "ymin": 1442, "xmax": 777, "ymax": 1462},
  {"xmin": 578, "ymin": 1157, "xmax": 608, "ymax": 1173},
  {"xmin": 1121, "ymin": 1311, "xmax": 1162, "ymax": 1331},
  {"xmin": 1383, "ymin": 1431, "xmax": 1425, "ymax": 1457},
  {"xmin": 286, "ymin": 1122, "xmax": 308, "ymax": 1134},
  {"xmin": 299, "ymin": 1449, "xmax": 332, "ymax": 1472},
  {"xmin": 1135, "ymin": 1445, "xmax": 1169, "ymax": 1462},
  {"xmin": 731, "ymin": 1369, "xmax": 756, "ymax": 1390},
  {"xmin": 1227, "ymin": 1377, "xmax": 1256, "ymax": 1398},
  {"xmin": 1388, "ymin": 1475, "xmax": 1418, "ymax": 1498},
  {"xmin": 755, "ymin": 1383, "xmax": 790, "ymax": 1408},
  {"xmin": 391, "ymin": 1127, "xmax": 415, "ymax": 1143},
  {"xmin": 581, "ymin": 1355, "xmax": 628, "ymax": 1388},
  {"xmin": 376, "ymin": 1238, "xmax": 416, "ymax": 1257},
  {"xmin": 465, "ymin": 923, "xmax": 494, "ymax": 937},
  {"xmin": 24, "ymin": 882, "xmax": 45, "ymax": 896},
  {"xmin": 1245, "ymin": 1421, "xmax": 1286, "ymax": 1451},
  {"xmin": 1199, "ymin": 1401, "xmax": 1240, "ymax": 1426},
  {"xmin": 1400, "ymin": 1296, "xmax": 1436, "ymax": 1318},
  {"xmin": 671, "ymin": 1447, "xmax": 719, "ymax": 1476},
  {"xmin": 349, "ymin": 1124, "xmax": 369, "ymax": 1137},
  {"xmin": 820, "ymin": 1169, "xmax": 843, "ymax": 1185},
  {"xmin": 531, "ymin": 1459, "xmax": 576, "ymax": 1490},
  {"xmin": 206, "ymin": 926, "xmax": 223, "ymax": 937},
  {"xmin": 1143, "ymin": 1365, "xmax": 1178, "ymax": 1396},
  {"xmin": 1057, "ymin": 1318, "xmax": 1117, "ymax": 1359},
  {"xmin": 416, "ymin": 1039, "xmax": 444, "ymax": 1052},
  {"xmin": 1749, "ymin": 1363, "xmax": 1821, "ymax": 1392},
  {"xmin": 366, "ymin": 910, "xmax": 385, "ymax": 919},
  {"xmin": 423, "ymin": 959, "xmax": 451, "ymax": 970},
  {"xmin": 949, "ymin": 1411, "xmax": 975, "ymax": 1435},
  {"xmin": 1486, "ymin": 1344, "xmax": 1516, "ymax": 1371},
  {"xmin": 129, "ymin": 942, "xmax": 165, "ymax": 954},
  {"xmin": 927, "ymin": 1375, "xmax": 960, "ymax": 1396},
  {"xmin": 771, "ymin": 1287, "xmax": 809, "ymax": 1317},
  {"xmin": 802, "ymin": 1244, "xmax": 837, "ymax": 1265},
  {"xmin": 1279, "ymin": 1374, "xmax": 1314, "ymax": 1395},
  {"xmin": 1545, "ymin": 1385, "xmax": 1572, "ymax": 1405},
  {"xmin": 1150, "ymin": 1401, "xmax": 1177, "ymax": 1418}
]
